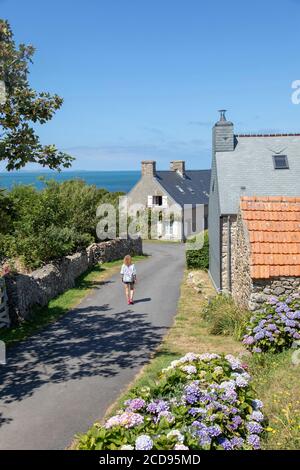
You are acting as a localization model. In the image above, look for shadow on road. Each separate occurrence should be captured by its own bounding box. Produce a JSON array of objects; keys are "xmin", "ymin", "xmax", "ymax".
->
[
  {"xmin": 133, "ymin": 298, "xmax": 151, "ymax": 304},
  {"xmin": 0, "ymin": 302, "xmax": 167, "ymax": 411}
]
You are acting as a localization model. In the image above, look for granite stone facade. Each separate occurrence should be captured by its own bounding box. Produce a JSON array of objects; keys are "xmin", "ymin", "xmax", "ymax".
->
[{"xmin": 221, "ymin": 215, "xmax": 237, "ymax": 292}]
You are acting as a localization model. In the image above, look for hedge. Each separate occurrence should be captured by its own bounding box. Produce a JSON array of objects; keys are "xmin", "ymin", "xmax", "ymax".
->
[{"xmin": 186, "ymin": 230, "xmax": 209, "ymax": 270}]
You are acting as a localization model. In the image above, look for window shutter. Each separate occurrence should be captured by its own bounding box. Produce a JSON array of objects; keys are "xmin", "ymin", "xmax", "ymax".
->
[
  {"xmin": 147, "ymin": 195, "xmax": 153, "ymax": 207},
  {"xmin": 162, "ymin": 196, "xmax": 168, "ymax": 207}
]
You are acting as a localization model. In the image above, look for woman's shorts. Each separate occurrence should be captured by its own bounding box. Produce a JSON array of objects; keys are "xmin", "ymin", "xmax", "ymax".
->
[{"xmin": 123, "ymin": 281, "xmax": 135, "ymax": 289}]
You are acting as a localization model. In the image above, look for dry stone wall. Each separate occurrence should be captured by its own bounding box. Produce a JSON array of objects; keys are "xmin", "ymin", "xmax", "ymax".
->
[{"xmin": 4, "ymin": 238, "xmax": 143, "ymax": 325}]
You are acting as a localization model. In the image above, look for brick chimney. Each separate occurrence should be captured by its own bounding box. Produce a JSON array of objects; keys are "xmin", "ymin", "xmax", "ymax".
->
[
  {"xmin": 213, "ymin": 110, "xmax": 235, "ymax": 152},
  {"xmin": 141, "ymin": 160, "xmax": 156, "ymax": 177},
  {"xmin": 170, "ymin": 160, "xmax": 185, "ymax": 176}
]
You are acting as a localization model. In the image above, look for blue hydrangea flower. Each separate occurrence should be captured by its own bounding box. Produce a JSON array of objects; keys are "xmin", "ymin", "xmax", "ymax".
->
[
  {"xmin": 246, "ymin": 421, "xmax": 263, "ymax": 434},
  {"xmin": 135, "ymin": 435, "xmax": 153, "ymax": 450},
  {"xmin": 247, "ymin": 434, "xmax": 261, "ymax": 450},
  {"xmin": 250, "ymin": 410, "xmax": 264, "ymax": 422}
]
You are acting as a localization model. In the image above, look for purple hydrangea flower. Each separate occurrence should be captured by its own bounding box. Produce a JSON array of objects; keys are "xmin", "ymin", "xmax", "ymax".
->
[
  {"xmin": 229, "ymin": 415, "xmax": 243, "ymax": 430},
  {"xmin": 146, "ymin": 400, "xmax": 169, "ymax": 414},
  {"xmin": 184, "ymin": 382, "xmax": 201, "ymax": 404},
  {"xmin": 135, "ymin": 435, "xmax": 153, "ymax": 450},
  {"xmin": 125, "ymin": 398, "xmax": 146, "ymax": 411},
  {"xmin": 243, "ymin": 335, "xmax": 255, "ymax": 345},
  {"xmin": 247, "ymin": 434, "xmax": 261, "ymax": 450},
  {"xmin": 188, "ymin": 407, "xmax": 207, "ymax": 416},
  {"xmin": 218, "ymin": 437, "xmax": 233, "ymax": 450},
  {"xmin": 250, "ymin": 410, "xmax": 264, "ymax": 422},
  {"xmin": 207, "ymin": 425, "xmax": 222, "ymax": 437},
  {"xmin": 246, "ymin": 421, "xmax": 263, "ymax": 434},
  {"xmin": 231, "ymin": 437, "xmax": 244, "ymax": 449}
]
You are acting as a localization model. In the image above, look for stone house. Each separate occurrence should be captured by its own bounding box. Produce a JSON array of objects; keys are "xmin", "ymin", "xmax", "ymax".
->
[
  {"xmin": 127, "ymin": 160, "xmax": 211, "ymax": 240},
  {"xmin": 208, "ymin": 110, "xmax": 300, "ymax": 292},
  {"xmin": 232, "ymin": 196, "xmax": 300, "ymax": 310}
]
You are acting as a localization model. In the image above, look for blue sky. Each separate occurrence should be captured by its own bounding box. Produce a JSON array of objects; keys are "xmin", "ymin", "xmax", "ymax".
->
[{"xmin": 1, "ymin": 0, "xmax": 300, "ymax": 171}]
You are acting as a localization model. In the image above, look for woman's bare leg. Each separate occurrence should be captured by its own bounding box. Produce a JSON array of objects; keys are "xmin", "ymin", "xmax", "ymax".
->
[
  {"xmin": 124, "ymin": 284, "xmax": 130, "ymax": 302},
  {"xmin": 130, "ymin": 286, "xmax": 134, "ymax": 302}
]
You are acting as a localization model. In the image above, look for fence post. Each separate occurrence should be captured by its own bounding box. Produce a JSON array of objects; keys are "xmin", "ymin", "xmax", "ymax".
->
[{"xmin": 0, "ymin": 277, "xmax": 10, "ymax": 328}]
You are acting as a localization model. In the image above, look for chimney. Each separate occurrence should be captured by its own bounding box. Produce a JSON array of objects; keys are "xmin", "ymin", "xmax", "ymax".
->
[
  {"xmin": 213, "ymin": 110, "xmax": 235, "ymax": 152},
  {"xmin": 141, "ymin": 160, "xmax": 156, "ymax": 177},
  {"xmin": 170, "ymin": 160, "xmax": 185, "ymax": 176}
]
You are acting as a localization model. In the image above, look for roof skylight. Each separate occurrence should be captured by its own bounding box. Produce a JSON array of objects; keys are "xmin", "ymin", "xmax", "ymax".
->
[{"xmin": 273, "ymin": 155, "xmax": 289, "ymax": 170}]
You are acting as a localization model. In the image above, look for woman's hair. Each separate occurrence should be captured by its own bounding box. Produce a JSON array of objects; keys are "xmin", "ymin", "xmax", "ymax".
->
[{"xmin": 123, "ymin": 254, "xmax": 132, "ymax": 266}]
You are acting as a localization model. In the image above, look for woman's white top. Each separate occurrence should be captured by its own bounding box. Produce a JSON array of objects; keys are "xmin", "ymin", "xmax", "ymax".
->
[{"xmin": 120, "ymin": 264, "xmax": 136, "ymax": 282}]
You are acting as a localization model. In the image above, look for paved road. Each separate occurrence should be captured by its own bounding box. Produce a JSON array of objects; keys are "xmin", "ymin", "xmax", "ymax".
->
[{"xmin": 0, "ymin": 242, "xmax": 185, "ymax": 450}]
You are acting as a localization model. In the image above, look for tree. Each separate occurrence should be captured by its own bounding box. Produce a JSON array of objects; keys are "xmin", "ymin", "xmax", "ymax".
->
[{"xmin": 0, "ymin": 19, "xmax": 73, "ymax": 171}]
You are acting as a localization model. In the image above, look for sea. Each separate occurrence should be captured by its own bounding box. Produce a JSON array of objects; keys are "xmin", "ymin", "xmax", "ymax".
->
[{"xmin": 0, "ymin": 170, "xmax": 141, "ymax": 193}]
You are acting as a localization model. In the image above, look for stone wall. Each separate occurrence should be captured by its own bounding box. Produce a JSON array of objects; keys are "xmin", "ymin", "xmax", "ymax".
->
[
  {"xmin": 4, "ymin": 237, "xmax": 143, "ymax": 325},
  {"xmin": 0, "ymin": 277, "xmax": 10, "ymax": 328},
  {"xmin": 249, "ymin": 278, "xmax": 300, "ymax": 312},
  {"xmin": 221, "ymin": 215, "xmax": 237, "ymax": 292},
  {"xmin": 231, "ymin": 213, "xmax": 253, "ymax": 309}
]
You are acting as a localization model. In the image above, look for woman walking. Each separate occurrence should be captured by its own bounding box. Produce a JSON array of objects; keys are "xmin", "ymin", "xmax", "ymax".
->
[{"xmin": 120, "ymin": 255, "xmax": 137, "ymax": 305}]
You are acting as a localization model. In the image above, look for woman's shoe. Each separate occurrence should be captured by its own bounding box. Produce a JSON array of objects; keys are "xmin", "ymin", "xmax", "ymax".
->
[
  {"xmin": 130, "ymin": 300, "xmax": 134, "ymax": 305},
  {"xmin": 127, "ymin": 300, "xmax": 131, "ymax": 305}
]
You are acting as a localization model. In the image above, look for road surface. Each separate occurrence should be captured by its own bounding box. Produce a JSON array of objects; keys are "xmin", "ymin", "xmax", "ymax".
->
[{"xmin": 0, "ymin": 242, "xmax": 185, "ymax": 450}]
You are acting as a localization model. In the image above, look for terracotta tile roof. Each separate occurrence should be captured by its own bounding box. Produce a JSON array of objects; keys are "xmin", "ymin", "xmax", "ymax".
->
[{"xmin": 240, "ymin": 196, "xmax": 300, "ymax": 279}]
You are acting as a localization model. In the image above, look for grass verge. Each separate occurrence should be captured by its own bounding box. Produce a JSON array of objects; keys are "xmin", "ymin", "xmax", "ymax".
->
[
  {"xmin": 0, "ymin": 255, "xmax": 147, "ymax": 348},
  {"xmin": 248, "ymin": 350, "xmax": 300, "ymax": 450}
]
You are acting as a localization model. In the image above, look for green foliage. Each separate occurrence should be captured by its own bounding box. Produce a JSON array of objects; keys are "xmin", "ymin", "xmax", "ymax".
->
[
  {"xmin": 202, "ymin": 294, "xmax": 251, "ymax": 340},
  {"xmin": 186, "ymin": 230, "xmax": 209, "ymax": 270},
  {"xmin": 0, "ymin": 20, "xmax": 73, "ymax": 170},
  {"xmin": 0, "ymin": 188, "xmax": 14, "ymax": 233},
  {"xmin": 0, "ymin": 179, "xmax": 122, "ymax": 269}
]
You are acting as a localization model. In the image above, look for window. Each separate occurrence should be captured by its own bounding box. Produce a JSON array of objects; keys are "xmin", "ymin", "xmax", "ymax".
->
[
  {"xmin": 273, "ymin": 155, "xmax": 289, "ymax": 170},
  {"xmin": 152, "ymin": 195, "xmax": 163, "ymax": 206}
]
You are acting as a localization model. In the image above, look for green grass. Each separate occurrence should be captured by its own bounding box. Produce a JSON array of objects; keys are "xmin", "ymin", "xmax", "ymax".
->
[
  {"xmin": 202, "ymin": 294, "xmax": 251, "ymax": 340},
  {"xmin": 0, "ymin": 255, "xmax": 146, "ymax": 348},
  {"xmin": 248, "ymin": 350, "xmax": 300, "ymax": 450}
]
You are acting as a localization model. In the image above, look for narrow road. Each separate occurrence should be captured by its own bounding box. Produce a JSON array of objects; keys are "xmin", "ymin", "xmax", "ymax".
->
[{"xmin": 0, "ymin": 242, "xmax": 185, "ymax": 450}]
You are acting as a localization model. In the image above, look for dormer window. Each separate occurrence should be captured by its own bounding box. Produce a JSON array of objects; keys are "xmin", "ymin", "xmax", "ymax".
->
[{"xmin": 273, "ymin": 155, "xmax": 289, "ymax": 170}]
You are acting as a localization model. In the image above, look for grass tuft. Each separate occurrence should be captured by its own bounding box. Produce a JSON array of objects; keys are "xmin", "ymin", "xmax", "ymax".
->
[{"xmin": 202, "ymin": 294, "xmax": 251, "ymax": 340}]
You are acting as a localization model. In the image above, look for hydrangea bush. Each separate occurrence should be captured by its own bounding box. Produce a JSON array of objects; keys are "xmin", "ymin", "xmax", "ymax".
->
[
  {"xmin": 243, "ymin": 295, "xmax": 300, "ymax": 353},
  {"xmin": 77, "ymin": 353, "xmax": 265, "ymax": 450}
]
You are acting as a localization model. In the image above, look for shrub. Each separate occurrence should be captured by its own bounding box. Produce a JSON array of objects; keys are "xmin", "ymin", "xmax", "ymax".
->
[
  {"xmin": 77, "ymin": 352, "xmax": 265, "ymax": 450},
  {"xmin": 186, "ymin": 231, "xmax": 209, "ymax": 270},
  {"xmin": 203, "ymin": 295, "xmax": 251, "ymax": 340},
  {"xmin": 0, "ymin": 179, "xmax": 122, "ymax": 270},
  {"xmin": 242, "ymin": 294, "xmax": 300, "ymax": 354}
]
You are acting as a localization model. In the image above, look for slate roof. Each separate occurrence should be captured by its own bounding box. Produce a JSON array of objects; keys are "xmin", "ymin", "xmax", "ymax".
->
[
  {"xmin": 216, "ymin": 135, "xmax": 300, "ymax": 214},
  {"xmin": 240, "ymin": 196, "xmax": 300, "ymax": 279},
  {"xmin": 155, "ymin": 170, "xmax": 211, "ymax": 206}
]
